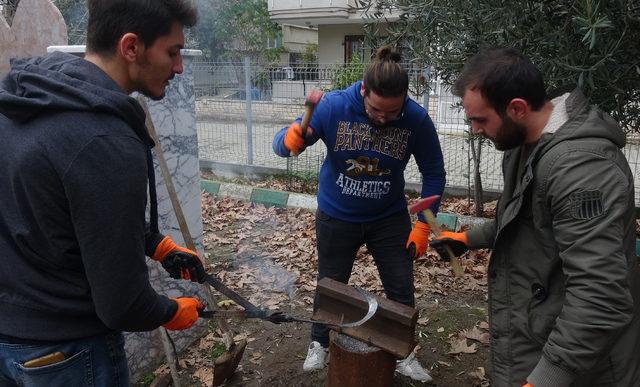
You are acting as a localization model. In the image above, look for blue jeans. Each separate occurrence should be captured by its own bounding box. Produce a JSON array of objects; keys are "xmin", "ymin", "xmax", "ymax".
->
[
  {"xmin": 0, "ymin": 332, "xmax": 128, "ymax": 387},
  {"xmin": 312, "ymin": 208, "xmax": 414, "ymax": 347}
]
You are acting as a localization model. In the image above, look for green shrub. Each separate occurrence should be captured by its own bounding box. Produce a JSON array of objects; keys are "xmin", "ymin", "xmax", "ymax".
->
[{"xmin": 328, "ymin": 55, "xmax": 366, "ymax": 91}]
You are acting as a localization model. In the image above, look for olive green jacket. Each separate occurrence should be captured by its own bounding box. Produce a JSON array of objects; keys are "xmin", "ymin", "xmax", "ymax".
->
[{"xmin": 467, "ymin": 90, "xmax": 640, "ymax": 387}]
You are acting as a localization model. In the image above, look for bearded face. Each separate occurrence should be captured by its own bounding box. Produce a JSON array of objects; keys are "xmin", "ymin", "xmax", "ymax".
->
[
  {"xmin": 462, "ymin": 89, "xmax": 529, "ymax": 151},
  {"xmin": 491, "ymin": 114, "xmax": 528, "ymax": 151}
]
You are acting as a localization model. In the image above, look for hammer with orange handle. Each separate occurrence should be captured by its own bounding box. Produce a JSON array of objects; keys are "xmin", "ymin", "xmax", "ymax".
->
[{"xmin": 408, "ymin": 195, "xmax": 464, "ymax": 278}]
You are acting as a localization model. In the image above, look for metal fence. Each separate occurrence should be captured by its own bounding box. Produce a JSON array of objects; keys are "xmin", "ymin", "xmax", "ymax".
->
[{"xmin": 195, "ymin": 60, "xmax": 640, "ymax": 204}]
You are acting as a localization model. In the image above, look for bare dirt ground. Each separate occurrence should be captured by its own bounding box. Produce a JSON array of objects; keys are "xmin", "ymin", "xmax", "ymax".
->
[{"xmin": 142, "ymin": 176, "xmax": 493, "ymax": 386}]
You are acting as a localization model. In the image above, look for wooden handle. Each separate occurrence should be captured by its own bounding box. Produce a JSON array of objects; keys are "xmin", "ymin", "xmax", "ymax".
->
[
  {"xmin": 422, "ymin": 209, "xmax": 464, "ymax": 278},
  {"xmin": 138, "ymin": 97, "xmax": 236, "ymax": 374},
  {"xmin": 300, "ymin": 103, "xmax": 314, "ymax": 135},
  {"xmin": 291, "ymin": 104, "xmax": 315, "ymax": 157}
]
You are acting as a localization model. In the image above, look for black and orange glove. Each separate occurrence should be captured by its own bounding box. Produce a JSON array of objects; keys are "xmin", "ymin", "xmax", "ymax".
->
[
  {"xmin": 430, "ymin": 231, "xmax": 468, "ymax": 261},
  {"xmin": 283, "ymin": 122, "xmax": 313, "ymax": 155},
  {"xmin": 152, "ymin": 236, "xmax": 206, "ymax": 283},
  {"xmin": 406, "ymin": 221, "xmax": 430, "ymax": 259},
  {"xmin": 163, "ymin": 297, "xmax": 203, "ymax": 330}
]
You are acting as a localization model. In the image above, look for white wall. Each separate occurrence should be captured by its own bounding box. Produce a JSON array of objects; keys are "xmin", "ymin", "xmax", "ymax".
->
[
  {"xmin": 317, "ymin": 23, "xmax": 366, "ymax": 64},
  {"xmin": 283, "ymin": 24, "xmax": 318, "ymax": 49}
]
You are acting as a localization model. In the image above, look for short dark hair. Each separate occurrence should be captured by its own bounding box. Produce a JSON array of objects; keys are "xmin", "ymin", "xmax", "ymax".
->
[
  {"xmin": 363, "ymin": 46, "xmax": 409, "ymax": 98},
  {"xmin": 453, "ymin": 47, "xmax": 547, "ymax": 114},
  {"xmin": 86, "ymin": 0, "xmax": 198, "ymax": 56}
]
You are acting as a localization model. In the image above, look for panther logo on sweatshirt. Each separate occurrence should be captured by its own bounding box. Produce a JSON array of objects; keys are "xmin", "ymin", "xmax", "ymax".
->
[{"xmin": 345, "ymin": 156, "xmax": 391, "ymax": 177}]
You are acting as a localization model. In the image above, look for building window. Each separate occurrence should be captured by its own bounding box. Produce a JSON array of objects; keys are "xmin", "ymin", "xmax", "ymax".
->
[
  {"xmin": 344, "ymin": 35, "xmax": 364, "ymax": 63},
  {"xmin": 267, "ymin": 35, "xmax": 282, "ymax": 49}
]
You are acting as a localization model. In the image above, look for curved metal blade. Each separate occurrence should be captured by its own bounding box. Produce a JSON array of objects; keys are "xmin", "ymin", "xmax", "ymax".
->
[
  {"xmin": 335, "ymin": 286, "xmax": 378, "ymax": 328},
  {"xmin": 267, "ymin": 287, "xmax": 378, "ymax": 328}
]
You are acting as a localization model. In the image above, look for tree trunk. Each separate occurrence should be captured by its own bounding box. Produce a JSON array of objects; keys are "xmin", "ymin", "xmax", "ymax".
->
[
  {"xmin": 327, "ymin": 333, "xmax": 396, "ymax": 387},
  {"xmin": 469, "ymin": 136, "xmax": 484, "ymax": 217}
]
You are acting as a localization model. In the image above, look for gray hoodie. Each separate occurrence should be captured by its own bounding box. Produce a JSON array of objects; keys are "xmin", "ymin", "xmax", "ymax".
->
[{"xmin": 0, "ymin": 51, "xmax": 176, "ymax": 341}]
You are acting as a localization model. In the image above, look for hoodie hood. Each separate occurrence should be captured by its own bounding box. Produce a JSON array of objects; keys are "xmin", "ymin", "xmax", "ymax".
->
[
  {"xmin": 345, "ymin": 80, "xmax": 365, "ymax": 110},
  {"xmin": 540, "ymin": 88, "xmax": 625, "ymax": 151},
  {"xmin": 0, "ymin": 51, "xmax": 152, "ymax": 145},
  {"xmin": 0, "ymin": 51, "xmax": 160, "ymax": 234}
]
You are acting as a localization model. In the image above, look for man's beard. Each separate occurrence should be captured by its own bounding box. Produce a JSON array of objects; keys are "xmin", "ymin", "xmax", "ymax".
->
[
  {"xmin": 368, "ymin": 117, "xmax": 386, "ymax": 130},
  {"xmin": 365, "ymin": 110, "xmax": 386, "ymax": 130},
  {"xmin": 491, "ymin": 115, "xmax": 527, "ymax": 151},
  {"xmin": 134, "ymin": 55, "xmax": 168, "ymax": 101}
]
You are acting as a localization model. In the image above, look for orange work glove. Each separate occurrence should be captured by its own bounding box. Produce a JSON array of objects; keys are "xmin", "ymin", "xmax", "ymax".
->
[
  {"xmin": 523, "ymin": 384, "xmax": 533, "ymax": 387},
  {"xmin": 163, "ymin": 298, "xmax": 203, "ymax": 330},
  {"xmin": 430, "ymin": 231, "xmax": 468, "ymax": 261},
  {"xmin": 406, "ymin": 221, "xmax": 430, "ymax": 259},
  {"xmin": 283, "ymin": 122, "xmax": 313, "ymax": 155},
  {"xmin": 152, "ymin": 236, "xmax": 206, "ymax": 283}
]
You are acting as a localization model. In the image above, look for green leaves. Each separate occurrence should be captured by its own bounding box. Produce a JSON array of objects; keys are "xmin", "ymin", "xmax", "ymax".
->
[
  {"xmin": 194, "ymin": 0, "xmax": 283, "ymax": 63},
  {"xmin": 361, "ymin": 0, "xmax": 640, "ymax": 133},
  {"xmin": 572, "ymin": 0, "xmax": 613, "ymax": 50},
  {"xmin": 327, "ymin": 55, "xmax": 365, "ymax": 91}
]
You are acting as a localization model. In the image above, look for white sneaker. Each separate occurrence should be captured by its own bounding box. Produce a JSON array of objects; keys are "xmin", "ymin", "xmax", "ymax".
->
[
  {"xmin": 396, "ymin": 352, "xmax": 433, "ymax": 383},
  {"xmin": 302, "ymin": 341, "xmax": 328, "ymax": 371}
]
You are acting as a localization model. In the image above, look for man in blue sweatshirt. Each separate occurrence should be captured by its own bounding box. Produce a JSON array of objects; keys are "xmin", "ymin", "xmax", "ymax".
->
[
  {"xmin": 0, "ymin": 1, "xmax": 206, "ymax": 386},
  {"xmin": 273, "ymin": 46, "xmax": 446, "ymax": 382}
]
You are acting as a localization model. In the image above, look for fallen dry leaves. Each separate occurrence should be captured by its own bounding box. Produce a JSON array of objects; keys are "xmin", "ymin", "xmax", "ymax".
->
[
  {"xmin": 193, "ymin": 193, "xmax": 491, "ymax": 383},
  {"xmin": 446, "ymin": 321, "xmax": 491, "ymax": 357},
  {"xmin": 448, "ymin": 334, "xmax": 477, "ymax": 355},
  {"xmin": 151, "ymin": 176, "xmax": 499, "ymax": 384},
  {"xmin": 180, "ymin": 329, "xmax": 256, "ymax": 386},
  {"xmin": 201, "ymin": 194, "xmax": 490, "ymax": 314},
  {"xmin": 469, "ymin": 366, "xmax": 490, "ymax": 386},
  {"xmin": 438, "ymin": 197, "xmax": 497, "ymax": 219},
  {"xmin": 462, "ymin": 326, "xmax": 490, "ymax": 345}
]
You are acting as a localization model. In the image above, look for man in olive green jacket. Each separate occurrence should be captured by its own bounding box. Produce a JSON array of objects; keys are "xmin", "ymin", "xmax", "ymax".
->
[{"xmin": 432, "ymin": 48, "xmax": 640, "ymax": 387}]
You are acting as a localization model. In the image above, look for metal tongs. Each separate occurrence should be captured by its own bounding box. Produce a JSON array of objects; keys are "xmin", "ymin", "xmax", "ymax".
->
[{"xmin": 199, "ymin": 272, "xmax": 378, "ymax": 328}]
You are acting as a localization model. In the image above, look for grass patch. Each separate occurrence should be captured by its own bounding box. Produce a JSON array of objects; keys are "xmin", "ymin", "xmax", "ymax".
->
[
  {"xmin": 210, "ymin": 342, "xmax": 227, "ymax": 359},
  {"xmin": 424, "ymin": 307, "xmax": 487, "ymax": 341},
  {"xmin": 136, "ymin": 372, "xmax": 156, "ymax": 386}
]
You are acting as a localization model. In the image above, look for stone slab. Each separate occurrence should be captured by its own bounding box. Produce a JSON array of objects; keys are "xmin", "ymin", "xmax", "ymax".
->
[
  {"xmin": 218, "ymin": 183, "xmax": 253, "ymax": 201},
  {"xmin": 287, "ymin": 192, "xmax": 318, "ymax": 210}
]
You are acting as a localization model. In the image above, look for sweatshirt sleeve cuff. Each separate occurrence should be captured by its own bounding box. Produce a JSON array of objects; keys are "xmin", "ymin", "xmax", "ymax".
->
[
  {"xmin": 527, "ymin": 355, "xmax": 576, "ymax": 387},
  {"xmin": 145, "ymin": 232, "xmax": 165, "ymax": 257}
]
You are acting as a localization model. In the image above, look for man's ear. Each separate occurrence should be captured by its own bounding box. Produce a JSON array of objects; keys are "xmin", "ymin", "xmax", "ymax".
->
[
  {"xmin": 506, "ymin": 98, "xmax": 529, "ymax": 120},
  {"xmin": 118, "ymin": 33, "xmax": 142, "ymax": 63},
  {"xmin": 360, "ymin": 82, "xmax": 366, "ymax": 97}
]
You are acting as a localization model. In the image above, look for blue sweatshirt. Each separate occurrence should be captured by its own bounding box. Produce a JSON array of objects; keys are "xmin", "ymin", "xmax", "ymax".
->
[{"xmin": 274, "ymin": 81, "xmax": 446, "ymax": 223}]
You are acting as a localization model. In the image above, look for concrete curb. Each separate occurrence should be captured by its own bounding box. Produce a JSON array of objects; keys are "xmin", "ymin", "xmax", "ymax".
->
[
  {"xmin": 201, "ymin": 179, "xmax": 317, "ymax": 210},
  {"xmin": 200, "ymin": 179, "xmax": 640, "ymax": 255},
  {"xmin": 200, "ymin": 179, "xmax": 474, "ymax": 231}
]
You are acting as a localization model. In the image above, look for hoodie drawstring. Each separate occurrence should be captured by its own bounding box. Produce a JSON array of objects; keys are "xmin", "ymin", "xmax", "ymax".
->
[{"xmin": 146, "ymin": 148, "xmax": 159, "ymax": 234}]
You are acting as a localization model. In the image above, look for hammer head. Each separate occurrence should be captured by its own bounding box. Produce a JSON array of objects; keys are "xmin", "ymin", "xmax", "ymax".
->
[
  {"xmin": 305, "ymin": 89, "xmax": 323, "ymax": 107},
  {"xmin": 408, "ymin": 195, "xmax": 440, "ymax": 214}
]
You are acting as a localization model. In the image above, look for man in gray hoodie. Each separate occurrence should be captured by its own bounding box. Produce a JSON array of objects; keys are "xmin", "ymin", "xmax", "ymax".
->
[
  {"xmin": 432, "ymin": 48, "xmax": 640, "ymax": 386},
  {"xmin": 0, "ymin": 1, "xmax": 205, "ymax": 386}
]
